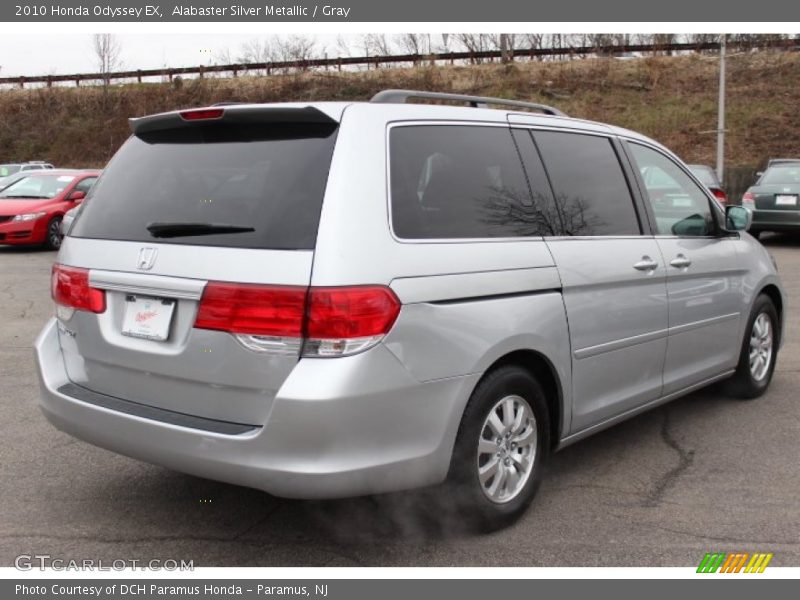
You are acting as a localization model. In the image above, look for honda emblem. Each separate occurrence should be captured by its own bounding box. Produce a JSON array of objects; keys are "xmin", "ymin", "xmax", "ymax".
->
[{"xmin": 136, "ymin": 247, "xmax": 158, "ymax": 271}]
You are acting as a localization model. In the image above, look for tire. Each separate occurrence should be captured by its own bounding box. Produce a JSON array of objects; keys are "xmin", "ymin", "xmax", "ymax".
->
[
  {"xmin": 44, "ymin": 216, "xmax": 63, "ymax": 250},
  {"xmin": 724, "ymin": 294, "xmax": 779, "ymax": 399},
  {"xmin": 445, "ymin": 365, "xmax": 550, "ymax": 531}
]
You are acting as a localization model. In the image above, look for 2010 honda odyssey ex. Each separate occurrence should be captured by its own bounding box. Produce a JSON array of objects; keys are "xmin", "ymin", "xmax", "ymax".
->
[{"xmin": 34, "ymin": 90, "xmax": 784, "ymax": 528}]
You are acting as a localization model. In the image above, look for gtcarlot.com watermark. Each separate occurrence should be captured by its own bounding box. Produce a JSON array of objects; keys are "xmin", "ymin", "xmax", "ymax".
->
[{"xmin": 15, "ymin": 554, "xmax": 194, "ymax": 571}]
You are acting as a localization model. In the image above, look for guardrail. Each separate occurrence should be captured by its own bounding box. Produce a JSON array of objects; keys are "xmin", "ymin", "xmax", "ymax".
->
[{"xmin": 1, "ymin": 39, "xmax": 798, "ymax": 89}]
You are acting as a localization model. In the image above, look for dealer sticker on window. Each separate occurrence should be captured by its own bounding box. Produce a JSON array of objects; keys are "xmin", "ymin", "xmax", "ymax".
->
[{"xmin": 121, "ymin": 295, "xmax": 176, "ymax": 341}]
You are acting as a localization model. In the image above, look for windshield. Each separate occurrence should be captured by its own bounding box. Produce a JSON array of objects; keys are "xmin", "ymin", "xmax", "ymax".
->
[
  {"xmin": 688, "ymin": 166, "xmax": 718, "ymax": 186},
  {"xmin": 0, "ymin": 165, "xmax": 22, "ymax": 177},
  {"xmin": 761, "ymin": 165, "xmax": 800, "ymax": 186},
  {"xmin": 71, "ymin": 121, "xmax": 338, "ymax": 250},
  {"xmin": 0, "ymin": 174, "xmax": 75, "ymax": 199}
]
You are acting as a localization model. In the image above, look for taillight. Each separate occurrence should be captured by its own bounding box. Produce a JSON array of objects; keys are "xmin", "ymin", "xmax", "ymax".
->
[
  {"xmin": 195, "ymin": 283, "xmax": 307, "ymax": 337},
  {"xmin": 51, "ymin": 264, "xmax": 106, "ymax": 315},
  {"xmin": 742, "ymin": 192, "xmax": 756, "ymax": 207},
  {"xmin": 194, "ymin": 282, "xmax": 401, "ymax": 357},
  {"xmin": 305, "ymin": 286, "xmax": 401, "ymax": 357},
  {"xmin": 179, "ymin": 108, "xmax": 224, "ymax": 121},
  {"xmin": 712, "ymin": 188, "xmax": 728, "ymax": 204}
]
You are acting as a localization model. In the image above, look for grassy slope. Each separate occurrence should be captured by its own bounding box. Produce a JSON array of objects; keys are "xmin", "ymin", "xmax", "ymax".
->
[{"xmin": 0, "ymin": 52, "xmax": 798, "ymax": 197}]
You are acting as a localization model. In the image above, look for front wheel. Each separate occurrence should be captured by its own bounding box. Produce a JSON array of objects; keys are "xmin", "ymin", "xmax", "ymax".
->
[
  {"xmin": 44, "ymin": 216, "xmax": 63, "ymax": 250},
  {"xmin": 724, "ymin": 294, "xmax": 779, "ymax": 399},
  {"xmin": 445, "ymin": 365, "xmax": 550, "ymax": 530}
]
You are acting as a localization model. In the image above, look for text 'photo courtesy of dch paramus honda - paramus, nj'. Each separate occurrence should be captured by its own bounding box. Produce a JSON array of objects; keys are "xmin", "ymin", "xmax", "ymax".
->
[{"xmin": 34, "ymin": 90, "xmax": 784, "ymax": 529}]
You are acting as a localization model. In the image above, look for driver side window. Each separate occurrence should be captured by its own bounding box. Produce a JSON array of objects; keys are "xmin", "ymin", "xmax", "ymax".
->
[{"xmin": 629, "ymin": 143, "xmax": 714, "ymax": 237}]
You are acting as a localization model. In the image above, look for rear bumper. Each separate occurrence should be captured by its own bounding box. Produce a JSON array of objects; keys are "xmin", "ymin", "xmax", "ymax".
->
[
  {"xmin": 751, "ymin": 209, "xmax": 800, "ymax": 231},
  {"xmin": 34, "ymin": 318, "xmax": 477, "ymax": 499}
]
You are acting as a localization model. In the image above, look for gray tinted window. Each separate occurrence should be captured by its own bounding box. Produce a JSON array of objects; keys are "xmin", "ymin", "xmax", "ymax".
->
[
  {"xmin": 761, "ymin": 165, "xmax": 800, "ymax": 185},
  {"xmin": 390, "ymin": 125, "xmax": 544, "ymax": 239},
  {"xmin": 73, "ymin": 177, "xmax": 97, "ymax": 194},
  {"xmin": 534, "ymin": 131, "xmax": 640, "ymax": 236},
  {"xmin": 71, "ymin": 122, "xmax": 338, "ymax": 250},
  {"xmin": 630, "ymin": 143, "xmax": 713, "ymax": 237}
]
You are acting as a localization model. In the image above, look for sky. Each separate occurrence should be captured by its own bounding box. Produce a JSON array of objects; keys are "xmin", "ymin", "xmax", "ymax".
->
[{"xmin": 0, "ymin": 33, "xmax": 348, "ymax": 77}]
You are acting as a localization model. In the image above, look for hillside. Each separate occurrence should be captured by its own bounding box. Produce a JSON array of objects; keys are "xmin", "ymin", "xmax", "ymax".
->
[{"xmin": 1, "ymin": 51, "xmax": 798, "ymax": 198}]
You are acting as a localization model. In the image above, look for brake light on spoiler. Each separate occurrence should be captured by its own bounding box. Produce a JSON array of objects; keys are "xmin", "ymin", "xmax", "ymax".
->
[
  {"xmin": 195, "ymin": 282, "xmax": 401, "ymax": 357},
  {"xmin": 179, "ymin": 108, "xmax": 225, "ymax": 121}
]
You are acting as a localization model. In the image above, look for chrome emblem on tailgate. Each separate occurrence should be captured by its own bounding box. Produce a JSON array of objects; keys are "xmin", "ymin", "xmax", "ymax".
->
[{"xmin": 136, "ymin": 247, "xmax": 158, "ymax": 271}]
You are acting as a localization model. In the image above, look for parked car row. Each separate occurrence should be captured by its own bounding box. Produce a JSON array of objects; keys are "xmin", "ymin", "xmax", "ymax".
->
[{"xmin": 0, "ymin": 169, "xmax": 100, "ymax": 249}]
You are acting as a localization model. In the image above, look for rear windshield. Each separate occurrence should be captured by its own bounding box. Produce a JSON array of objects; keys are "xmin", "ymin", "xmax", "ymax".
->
[
  {"xmin": 760, "ymin": 165, "xmax": 800, "ymax": 186},
  {"xmin": 71, "ymin": 121, "xmax": 338, "ymax": 250}
]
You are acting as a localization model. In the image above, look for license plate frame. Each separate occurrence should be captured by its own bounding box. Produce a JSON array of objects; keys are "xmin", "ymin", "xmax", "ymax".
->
[
  {"xmin": 775, "ymin": 194, "xmax": 798, "ymax": 206},
  {"xmin": 121, "ymin": 294, "xmax": 176, "ymax": 341}
]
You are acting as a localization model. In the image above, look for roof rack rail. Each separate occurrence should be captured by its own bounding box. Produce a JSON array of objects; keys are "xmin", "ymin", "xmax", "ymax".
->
[
  {"xmin": 211, "ymin": 101, "xmax": 251, "ymax": 107},
  {"xmin": 370, "ymin": 89, "xmax": 567, "ymax": 117}
]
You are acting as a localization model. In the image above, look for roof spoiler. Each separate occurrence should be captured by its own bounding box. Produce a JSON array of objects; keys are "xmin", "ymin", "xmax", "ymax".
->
[{"xmin": 129, "ymin": 105, "xmax": 339, "ymax": 135}]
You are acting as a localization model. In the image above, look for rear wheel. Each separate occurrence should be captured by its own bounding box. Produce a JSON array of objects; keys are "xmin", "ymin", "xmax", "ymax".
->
[
  {"xmin": 44, "ymin": 216, "xmax": 62, "ymax": 250},
  {"xmin": 445, "ymin": 365, "xmax": 549, "ymax": 530},
  {"xmin": 724, "ymin": 294, "xmax": 778, "ymax": 399}
]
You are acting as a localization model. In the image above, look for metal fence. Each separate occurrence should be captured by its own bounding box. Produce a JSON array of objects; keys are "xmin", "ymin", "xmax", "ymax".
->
[{"xmin": 1, "ymin": 39, "xmax": 799, "ymax": 89}]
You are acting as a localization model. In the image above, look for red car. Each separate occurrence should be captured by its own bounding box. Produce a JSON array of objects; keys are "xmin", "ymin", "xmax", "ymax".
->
[{"xmin": 0, "ymin": 169, "xmax": 100, "ymax": 250}]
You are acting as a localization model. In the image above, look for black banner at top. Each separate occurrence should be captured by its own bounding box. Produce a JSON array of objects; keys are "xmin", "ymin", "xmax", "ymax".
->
[{"xmin": 2, "ymin": 0, "xmax": 799, "ymax": 22}]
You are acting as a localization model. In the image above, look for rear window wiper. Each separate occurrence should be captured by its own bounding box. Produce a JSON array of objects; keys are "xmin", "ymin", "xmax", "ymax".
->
[
  {"xmin": 146, "ymin": 222, "xmax": 256, "ymax": 238},
  {"xmin": 0, "ymin": 195, "xmax": 49, "ymax": 199}
]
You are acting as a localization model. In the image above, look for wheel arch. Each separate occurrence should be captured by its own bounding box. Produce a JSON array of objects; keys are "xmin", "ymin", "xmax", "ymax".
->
[
  {"xmin": 480, "ymin": 349, "xmax": 564, "ymax": 450},
  {"xmin": 759, "ymin": 283, "xmax": 784, "ymax": 345}
]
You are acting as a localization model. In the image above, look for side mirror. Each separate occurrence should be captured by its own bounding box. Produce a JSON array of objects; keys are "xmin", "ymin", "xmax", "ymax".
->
[
  {"xmin": 725, "ymin": 205, "xmax": 752, "ymax": 232},
  {"xmin": 67, "ymin": 190, "xmax": 86, "ymax": 202}
]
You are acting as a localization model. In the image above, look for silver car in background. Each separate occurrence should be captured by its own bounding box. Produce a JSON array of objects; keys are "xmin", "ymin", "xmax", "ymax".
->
[{"xmin": 35, "ymin": 91, "xmax": 784, "ymax": 528}]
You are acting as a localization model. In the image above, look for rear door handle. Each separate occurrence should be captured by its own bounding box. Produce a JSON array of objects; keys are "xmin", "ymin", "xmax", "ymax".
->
[
  {"xmin": 670, "ymin": 254, "xmax": 692, "ymax": 269},
  {"xmin": 633, "ymin": 256, "xmax": 659, "ymax": 272}
]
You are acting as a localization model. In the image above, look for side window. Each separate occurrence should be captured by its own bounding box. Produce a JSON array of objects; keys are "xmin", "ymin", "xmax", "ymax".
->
[
  {"xmin": 74, "ymin": 177, "xmax": 98, "ymax": 194},
  {"xmin": 533, "ymin": 131, "xmax": 641, "ymax": 236},
  {"xmin": 390, "ymin": 125, "xmax": 548, "ymax": 239},
  {"xmin": 628, "ymin": 143, "xmax": 714, "ymax": 237}
]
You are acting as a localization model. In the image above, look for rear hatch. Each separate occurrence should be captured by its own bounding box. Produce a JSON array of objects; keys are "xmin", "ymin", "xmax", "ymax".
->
[
  {"xmin": 753, "ymin": 184, "xmax": 800, "ymax": 210},
  {"xmin": 56, "ymin": 104, "xmax": 343, "ymax": 427}
]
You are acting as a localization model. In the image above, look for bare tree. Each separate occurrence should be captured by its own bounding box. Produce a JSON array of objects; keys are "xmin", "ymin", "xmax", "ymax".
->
[
  {"xmin": 397, "ymin": 33, "xmax": 430, "ymax": 56},
  {"xmin": 362, "ymin": 34, "xmax": 394, "ymax": 57},
  {"xmin": 454, "ymin": 34, "xmax": 492, "ymax": 63},
  {"xmin": 273, "ymin": 35, "xmax": 318, "ymax": 70},
  {"xmin": 92, "ymin": 33, "xmax": 121, "ymax": 87}
]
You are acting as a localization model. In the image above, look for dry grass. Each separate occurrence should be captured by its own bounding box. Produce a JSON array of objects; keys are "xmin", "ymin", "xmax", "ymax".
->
[{"xmin": 1, "ymin": 51, "xmax": 798, "ymax": 195}]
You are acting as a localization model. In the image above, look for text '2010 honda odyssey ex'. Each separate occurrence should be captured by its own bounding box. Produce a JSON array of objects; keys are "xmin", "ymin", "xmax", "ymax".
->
[{"xmin": 35, "ymin": 91, "xmax": 784, "ymax": 528}]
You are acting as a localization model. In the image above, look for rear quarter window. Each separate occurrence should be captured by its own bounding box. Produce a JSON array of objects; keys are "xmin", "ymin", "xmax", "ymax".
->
[{"xmin": 389, "ymin": 125, "xmax": 551, "ymax": 239}]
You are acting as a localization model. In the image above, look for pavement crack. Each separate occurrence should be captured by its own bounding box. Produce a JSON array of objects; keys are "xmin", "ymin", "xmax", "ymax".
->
[{"xmin": 643, "ymin": 409, "xmax": 695, "ymax": 507}]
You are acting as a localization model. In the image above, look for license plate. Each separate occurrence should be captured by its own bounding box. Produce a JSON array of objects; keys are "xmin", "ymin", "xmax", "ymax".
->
[
  {"xmin": 121, "ymin": 295, "xmax": 176, "ymax": 341},
  {"xmin": 671, "ymin": 197, "xmax": 694, "ymax": 207},
  {"xmin": 775, "ymin": 194, "xmax": 797, "ymax": 206}
]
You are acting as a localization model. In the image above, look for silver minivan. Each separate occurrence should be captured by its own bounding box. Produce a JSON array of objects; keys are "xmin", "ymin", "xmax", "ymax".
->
[{"xmin": 34, "ymin": 91, "xmax": 784, "ymax": 528}]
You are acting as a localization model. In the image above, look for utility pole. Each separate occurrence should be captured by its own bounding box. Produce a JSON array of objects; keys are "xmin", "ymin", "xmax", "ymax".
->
[
  {"xmin": 500, "ymin": 34, "xmax": 510, "ymax": 63},
  {"xmin": 716, "ymin": 34, "xmax": 726, "ymax": 181}
]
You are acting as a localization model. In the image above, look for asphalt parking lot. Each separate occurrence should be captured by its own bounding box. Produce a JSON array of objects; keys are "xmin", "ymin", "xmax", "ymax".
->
[{"xmin": 1, "ymin": 237, "xmax": 799, "ymax": 568}]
